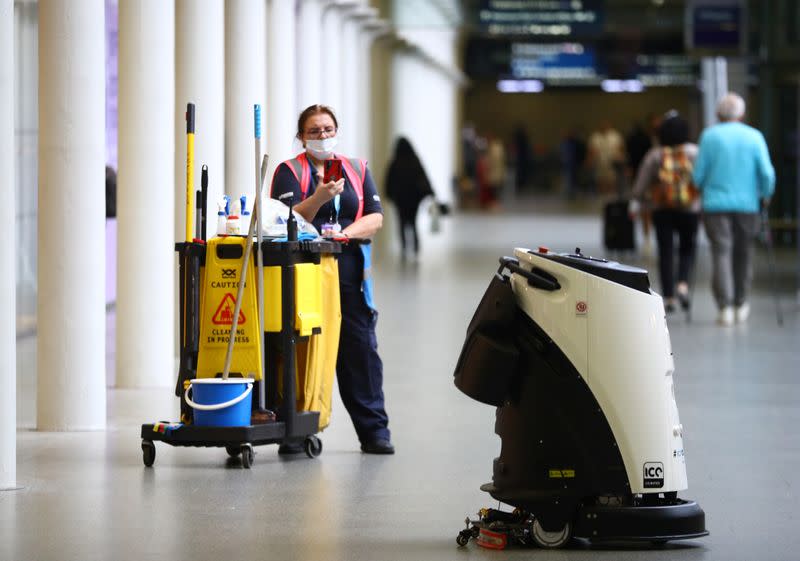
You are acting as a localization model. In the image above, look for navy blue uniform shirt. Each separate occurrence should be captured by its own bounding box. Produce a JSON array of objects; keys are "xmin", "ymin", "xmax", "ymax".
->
[{"xmin": 271, "ymin": 156, "xmax": 383, "ymax": 290}]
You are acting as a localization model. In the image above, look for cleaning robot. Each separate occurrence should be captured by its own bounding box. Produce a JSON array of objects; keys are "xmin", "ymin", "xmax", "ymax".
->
[{"xmin": 454, "ymin": 247, "xmax": 708, "ymax": 549}]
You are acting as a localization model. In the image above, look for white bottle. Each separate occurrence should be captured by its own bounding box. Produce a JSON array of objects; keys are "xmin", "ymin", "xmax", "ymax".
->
[
  {"xmin": 216, "ymin": 199, "xmax": 227, "ymax": 236},
  {"xmin": 226, "ymin": 200, "xmax": 241, "ymax": 235},
  {"xmin": 240, "ymin": 210, "xmax": 251, "ymax": 236}
]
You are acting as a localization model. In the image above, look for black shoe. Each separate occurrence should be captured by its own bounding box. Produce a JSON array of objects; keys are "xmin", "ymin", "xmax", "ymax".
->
[
  {"xmin": 677, "ymin": 291, "xmax": 690, "ymax": 311},
  {"xmin": 278, "ymin": 442, "xmax": 304, "ymax": 455},
  {"xmin": 361, "ymin": 438, "xmax": 395, "ymax": 455},
  {"xmin": 664, "ymin": 302, "xmax": 676, "ymax": 314}
]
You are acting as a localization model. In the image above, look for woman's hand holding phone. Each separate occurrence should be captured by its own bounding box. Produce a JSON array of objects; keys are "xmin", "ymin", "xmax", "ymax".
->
[{"xmin": 315, "ymin": 177, "xmax": 344, "ymax": 203}]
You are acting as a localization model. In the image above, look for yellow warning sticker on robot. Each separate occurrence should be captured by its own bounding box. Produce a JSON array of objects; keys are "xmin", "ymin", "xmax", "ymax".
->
[{"xmin": 548, "ymin": 469, "xmax": 576, "ymax": 478}]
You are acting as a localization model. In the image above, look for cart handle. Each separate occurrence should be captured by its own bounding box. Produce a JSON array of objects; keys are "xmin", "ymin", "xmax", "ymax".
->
[{"xmin": 184, "ymin": 383, "xmax": 253, "ymax": 411}]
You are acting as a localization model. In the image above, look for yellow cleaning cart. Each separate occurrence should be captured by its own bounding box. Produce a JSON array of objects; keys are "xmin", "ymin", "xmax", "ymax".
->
[
  {"xmin": 140, "ymin": 236, "xmax": 342, "ymax": 468},
  {"xmin": 140, "ymin": 103, "xmax": 342, "ymax": 468}
]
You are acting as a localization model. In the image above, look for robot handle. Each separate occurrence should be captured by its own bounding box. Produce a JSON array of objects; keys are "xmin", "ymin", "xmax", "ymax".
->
[{"xmin": 498, "ymin": 256, "xmax": 561, "ymax": 292}]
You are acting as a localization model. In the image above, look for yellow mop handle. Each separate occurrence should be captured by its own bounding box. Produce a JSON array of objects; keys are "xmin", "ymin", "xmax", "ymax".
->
[{"xmin": 185, "ymin": 103, "xmax": 196, "ymax": 242}]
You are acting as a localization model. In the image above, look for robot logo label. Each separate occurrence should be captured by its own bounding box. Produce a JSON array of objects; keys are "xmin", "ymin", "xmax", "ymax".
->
[
  {"xmin": 643, "ymin": 462, "xmax": 665, "ymax": 488},
  {"xmin": 575, "ymin": 301, "xmax": 588, "ymax": 315}
]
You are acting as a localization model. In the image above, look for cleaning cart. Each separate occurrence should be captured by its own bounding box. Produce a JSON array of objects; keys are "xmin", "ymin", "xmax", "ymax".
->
[{"xmin": 140, "ymin": 104, "xmax": 342, "ymax": 468}]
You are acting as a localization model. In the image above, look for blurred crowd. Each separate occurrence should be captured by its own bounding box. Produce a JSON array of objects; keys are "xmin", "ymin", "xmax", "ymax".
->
[{"xmin": 456, "ymin": 113, "xmax": 669, "ymax": 209}]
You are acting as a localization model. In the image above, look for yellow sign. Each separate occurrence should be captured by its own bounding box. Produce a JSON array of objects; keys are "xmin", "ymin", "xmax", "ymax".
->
[{"xmin": 196, "ymin": 237, "xmax": 262, "ymax": 380}]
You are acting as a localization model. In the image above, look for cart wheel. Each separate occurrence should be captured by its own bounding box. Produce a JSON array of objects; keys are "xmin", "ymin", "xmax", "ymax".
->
[
  {"xmin": 226, "ymin": 445, "xmax": 241, "ymax": 458},
  {"xmin": 141, "ymin": 440, "xmax": 156, "ymax": 467},
  {"xmin": 304, "ymin": 436, "xmax": 322, "ymax": 458},
  {"xmin": 531, "ymin": 519, "xmax": 571, "ymax": 549},
  {"xmin": 241, "ymin": 444, "xmax": 254, "ymax": 469},
  {"xmin": 471, "ymin": 526, "xmax": 480, "ymax": 538},
  {"xmin": 456, "ymin": 530, "xmax": 471, "ymax": 547}
]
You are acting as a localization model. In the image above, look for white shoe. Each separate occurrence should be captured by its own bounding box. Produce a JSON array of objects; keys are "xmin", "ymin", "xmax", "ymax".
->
[
  {"xmin": 717, "ymin": 307, "xmax": 734, "ymax": 327},
  {"xmin": 735, "ymin": 303, "xmax": 750, "ymax": 323}
]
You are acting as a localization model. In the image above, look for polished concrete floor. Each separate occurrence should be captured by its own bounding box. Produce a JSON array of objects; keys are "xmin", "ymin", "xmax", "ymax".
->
[{"xmin": 5, "ymin": 198, "xmax": 800, "ymax": 561}]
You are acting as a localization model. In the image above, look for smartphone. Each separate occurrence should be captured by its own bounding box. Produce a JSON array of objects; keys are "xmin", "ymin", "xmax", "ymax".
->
[{"xmin": 323, "ymin": 158, "xmax": 343, "ymax": 183}]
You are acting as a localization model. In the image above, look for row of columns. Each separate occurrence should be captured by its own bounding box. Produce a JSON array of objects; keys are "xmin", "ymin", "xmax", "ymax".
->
[
  {"xmin": 29, "ymin": 0, "xmax": 402, "ymax": 432},
  {"xmin": 2, "ymin": 0, "xmax": 463, "ymax": 489}
]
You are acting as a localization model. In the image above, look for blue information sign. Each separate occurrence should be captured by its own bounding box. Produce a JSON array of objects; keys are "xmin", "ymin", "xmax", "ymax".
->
[{"xmin": 686, "ymin": 0, "xmax": 746, "ymax": 54}]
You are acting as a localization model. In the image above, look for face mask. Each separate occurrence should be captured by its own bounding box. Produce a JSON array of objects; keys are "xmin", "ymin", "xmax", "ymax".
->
[{"xmin": 305, "ymin": 136, "xmax": 338, "ymax": 160}]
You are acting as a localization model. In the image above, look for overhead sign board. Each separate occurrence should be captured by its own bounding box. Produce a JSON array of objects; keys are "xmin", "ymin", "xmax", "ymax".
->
[
  {"xmin": 478, "ymin": 0, "xmax": 604, "ymax": 36},
  {"xmin": 510, "ymin": 42, "xmax": 597, "ymax": 81},
  {"xmin": 685, "ymin": 0, "xmax": 747, "ymax": 55}
]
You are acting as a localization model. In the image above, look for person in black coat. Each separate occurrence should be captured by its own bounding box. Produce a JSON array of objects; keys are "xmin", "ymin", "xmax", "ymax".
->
[{"xmin": 385, "ymin": 137, "xmax": 433, "ymax": 260}]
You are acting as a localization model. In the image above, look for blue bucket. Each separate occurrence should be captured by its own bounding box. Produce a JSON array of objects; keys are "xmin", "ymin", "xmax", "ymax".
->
[{"xmin": 185, "ymin": 379, "xmax": 254, "ymax": 427}]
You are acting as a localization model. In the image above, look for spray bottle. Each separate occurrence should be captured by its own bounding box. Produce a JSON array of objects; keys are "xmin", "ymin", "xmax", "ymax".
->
[
  {"xmin": 226, "ymin": 199, "xmax": 241, "ymax": 235},
  {"xmin": 240, "ymin": 194, "xmax": 251, "ymax": 235},
  {"xmin": 279, "ymin": 192, "xmax": 298, "ymax": 241},
  {"xmin": 216, "ymin": 198, "xmax": 227, "ymax": 236}
]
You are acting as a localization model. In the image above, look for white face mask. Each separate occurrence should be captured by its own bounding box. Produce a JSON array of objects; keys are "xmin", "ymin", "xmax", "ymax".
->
[{"xmin": 305, "ymin": 136, "xmax": 338, "ymax": 160}]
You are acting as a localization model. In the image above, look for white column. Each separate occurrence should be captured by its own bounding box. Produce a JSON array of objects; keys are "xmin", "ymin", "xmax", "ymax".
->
[
  {"xmin": 38, "ymin": 0, "xmax": 106, "ymax": 430},
  {"xmin": 390, "ymin": 43, "xmax": 461, "ymax": 208},
  {"xmin": 267, "ymin": 0, "xmax": 298, "ymax": 174},
  {"xmin": 701, "ymin": 56, "xmax": 728, "ymax": 128},
  {"xmin": 297, "ymin": 0, "xmax": 325, "ymax": 110},
  {"xmin": 175, "ymin": 0, "xmax": 225, "ymax": 243},
  {"xmin": 356, "ymin": 16, "xmax": 385, "ymax": 160},
  {"xmin": 117, "ymin": 1, "xmax": 175, "ymax": 388},
  {"xmin": 1, "ymin": 0, "xmax": 16, "ymax": 488},
  {"xmin": 337, "ymin": 3, "xmax": 361, "ymax": 155},
  {"xmin": 368, "ymin": 30, "xmax": 394, "ymax": 189},
  {"xmin": 320, "ymin": 3, "xmax": 344, "ymax": 119},
  {"xmin": 226, "ymin": 0, "xmax": 266, "ymax": 201}
]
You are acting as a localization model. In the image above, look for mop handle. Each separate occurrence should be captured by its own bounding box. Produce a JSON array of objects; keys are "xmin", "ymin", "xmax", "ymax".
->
[
  {"xmin": 201, "ymin": 165, "xmax": 208, "ymax": 241},
  {"xmin": 221, "ymin": 154, "xmax": 270, "ymax": 380},
  {"xmin": 185, "ymin": 103, "xmax": 195, "ymax": 243},
  {"xmin": 254, "ymin": 105, "xmax": 266, "ymax": 391}
]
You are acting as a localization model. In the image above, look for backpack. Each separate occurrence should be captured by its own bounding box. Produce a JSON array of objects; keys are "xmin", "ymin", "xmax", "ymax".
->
[{"xmin": 653, "ymin": 146, "xmax": 699, "ymax": 209}]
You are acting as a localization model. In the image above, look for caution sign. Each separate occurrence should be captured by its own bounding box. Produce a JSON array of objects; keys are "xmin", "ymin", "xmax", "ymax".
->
[
  {"xmin": 196, "ymin": 237, "xmax": 262, "ymax": 380},
  {"xmin": 212, "ymin": 293, "xmax": 246, "ymax": 325}
]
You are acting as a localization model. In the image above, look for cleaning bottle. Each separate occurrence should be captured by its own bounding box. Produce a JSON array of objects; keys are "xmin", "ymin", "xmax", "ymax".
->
[
  {"xmin": 216, "ymin": 198, "xmax": 227, "ymax": 236},
  {"xmin": 226, "ymin": 199, "xmax": 241, "ymax": 235},
  {"xmin": 240, "ymin": 194, "xmax": 251, "ymax": 235}
]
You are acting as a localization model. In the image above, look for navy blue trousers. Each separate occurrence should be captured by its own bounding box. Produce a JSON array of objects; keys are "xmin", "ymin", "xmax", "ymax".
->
[{"xmin": 336, "ymin": 252, "xmax": 390, "ymax": 443}]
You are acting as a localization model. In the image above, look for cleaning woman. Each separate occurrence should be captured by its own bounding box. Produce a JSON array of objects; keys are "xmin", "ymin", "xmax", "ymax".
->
[{"xmin": 270, "ymin": 104, "xmax": 394, "ymax": 455}]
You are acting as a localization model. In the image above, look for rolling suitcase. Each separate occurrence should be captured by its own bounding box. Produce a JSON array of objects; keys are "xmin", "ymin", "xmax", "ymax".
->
[{"xmin": 603, "ymin": 200, "xmax": 635, "ymax": 251}]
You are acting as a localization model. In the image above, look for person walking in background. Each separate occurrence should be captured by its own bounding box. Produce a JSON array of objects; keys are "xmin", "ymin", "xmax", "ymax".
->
[
  {"xmin": 588, "ymin": 121, "xmax": 626, "ymax": 196},
  {"xmin": 693, "ymin": 93, "xmax": 776, "ymax": 327},
  {"xmin": 484, "ymin": 135, "xmax": 506, "ymax": 210},
  {"xmin": 512, "ymin": 124, "xmax": 532, "ymax": 191},
  {"xmin": 626, "ymin": 113, "xmax": 662, "ymax": 254},
  {"xmin": 385, "ymin": 137, "xmax": 433, "ymax": 261},
  {"xmin": 630, "ymin": 112, "xmax": 700, "ymax": 313},
  {"xmin": 271, "ymin": 104, "xmax": 394, "ymax": 454}
]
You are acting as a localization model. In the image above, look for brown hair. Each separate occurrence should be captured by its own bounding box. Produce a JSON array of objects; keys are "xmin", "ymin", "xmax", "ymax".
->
[{"xmin": 296, "ymin": 104, "xmax": 339, "ymax": 139}]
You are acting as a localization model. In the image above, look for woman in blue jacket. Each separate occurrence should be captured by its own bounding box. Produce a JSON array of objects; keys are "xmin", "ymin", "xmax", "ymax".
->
[{"xmin": 693, "ymin": 93, "xmax": 775, "ymax": 326}]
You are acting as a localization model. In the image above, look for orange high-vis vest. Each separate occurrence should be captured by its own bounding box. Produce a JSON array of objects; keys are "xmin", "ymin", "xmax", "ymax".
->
[{"xmin": 273, "ymin": 152, "xmax": 368, "ymax": 220}]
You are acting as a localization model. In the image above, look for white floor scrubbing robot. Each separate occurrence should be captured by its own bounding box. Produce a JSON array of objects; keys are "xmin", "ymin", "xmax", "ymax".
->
[{"xmin": 454, "ymin": 247, "xmax": 708, "ymax": 549}]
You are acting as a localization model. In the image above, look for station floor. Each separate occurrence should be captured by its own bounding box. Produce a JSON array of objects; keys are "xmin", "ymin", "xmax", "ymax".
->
[{"xmin": 5, "ymin": 197, "xmax": 800, "ymax": 561}]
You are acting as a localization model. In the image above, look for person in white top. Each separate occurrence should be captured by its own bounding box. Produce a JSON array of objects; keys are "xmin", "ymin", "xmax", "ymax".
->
[{"xmin": 588, "ymin": 121, "xmax": 626, "ymax": 195}]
